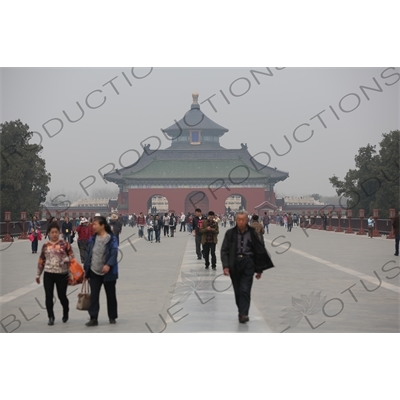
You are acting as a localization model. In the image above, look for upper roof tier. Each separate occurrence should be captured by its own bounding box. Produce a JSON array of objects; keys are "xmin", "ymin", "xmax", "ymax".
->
[{"xmin": 163, "ymin": 92, "xmax": 229, "ymax": 141}]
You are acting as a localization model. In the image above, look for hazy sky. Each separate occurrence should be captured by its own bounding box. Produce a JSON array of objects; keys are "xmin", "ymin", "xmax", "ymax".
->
[{"xmin": 1, "ymin": 67, "xmax": 399, "ymax": 200}]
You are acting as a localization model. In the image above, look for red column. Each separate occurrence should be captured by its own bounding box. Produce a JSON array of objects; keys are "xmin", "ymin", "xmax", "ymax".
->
[
  {"xmin": 373, "ymin": 209, "xmax": 380, "ymax": 237},
  {"xmin": 2, "ymin": 212, "xmax": 13, "ymax": 242},
  {"xmin": 327, "ymin": 212, "xmax": 334, "ymax": 231},
  {"xmin": 356, "ymin": 209, "xmax": 366, "ymax": 235},
  {"xmin": 311, "ymin": 210, "xmax": 318, "ymax": 229},
  {"xmin": 335, "ymin": 211, "xmax": 343, "ymax": 232},
  {"xmin": 345, "ymin": 209, "xmax": 354, "ymax": 234},
  {"xmin": 19, "ymin": 211, "xmax": 28, "ymax": 240},
  {"xmin": 387, "ymin": 208, "xmax": 395, "ymax": 239}
]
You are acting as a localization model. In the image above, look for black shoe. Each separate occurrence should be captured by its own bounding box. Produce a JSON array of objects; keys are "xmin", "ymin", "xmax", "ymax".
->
[
  {"xmin": 48, "ymin": 318, "xmax": 55, "ymax": 326},
  {"xmin": 205, "ymin": 265, "xmax": 209, "ymax": 269},
  {"xmin": 395, "ymin": 253, "xmax": 399, "ymax": 256},
  {"xmin": 85, "ymin": 319, "xmax": 98, "ymax": 327},
  {"xmin": 109, "ymin": 319, "xmax": 116, "ymax": 324},
  {"xmin": 62, "ymin": 315, "xmax": 69, "ymax": 323},
  {"xmin": 212, "ymin": 267, "xmax": 217, "ymax": 270},
  {"xmin": 239, "ymin": 315, "xmax": 249, "ymax": 323},
  {"xmin": 197, "ymin": 257, "xmax": 202, "ymax": 260}
]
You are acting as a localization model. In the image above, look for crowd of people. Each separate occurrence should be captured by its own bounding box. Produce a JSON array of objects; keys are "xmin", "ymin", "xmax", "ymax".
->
[{"xmin": 30, "ymin": 208, "xmax": 400, "ymax": 328}]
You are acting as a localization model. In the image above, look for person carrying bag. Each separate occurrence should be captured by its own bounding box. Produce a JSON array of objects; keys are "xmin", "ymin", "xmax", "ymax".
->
[{"xmin": 76, "ymin": 279, "xmax": 91, "ymax": 310}]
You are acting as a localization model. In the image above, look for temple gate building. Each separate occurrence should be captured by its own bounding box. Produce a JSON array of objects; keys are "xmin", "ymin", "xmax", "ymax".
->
[{"xmin": 104, "ymin": 93, "xmax": 289, "ymax": 214}]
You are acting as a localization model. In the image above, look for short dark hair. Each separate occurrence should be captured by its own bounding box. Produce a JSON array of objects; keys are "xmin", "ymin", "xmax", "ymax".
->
[
  {"xmin": 195, "ymin": 208, "xmax": 201, "ymax": 213},
  {"xmin": 252, "ymin": 215, "xmax": 259, "ymax": 221},
  {"xmin": 48, "ymin": 221, "xmax": 60, "ymax": 232},
  {"xmin": 208, "ymin": 211, "xmax": 215, "ymax": 216}
]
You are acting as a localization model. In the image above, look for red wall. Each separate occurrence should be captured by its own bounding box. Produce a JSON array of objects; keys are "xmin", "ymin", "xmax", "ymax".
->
[{"xmin": 126, "ymin": 187, "xmax": 266, "ymax": 214}]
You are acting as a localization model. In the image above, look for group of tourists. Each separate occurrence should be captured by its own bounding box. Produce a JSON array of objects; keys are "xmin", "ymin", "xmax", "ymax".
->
[
  {"xmin": 31, "ymin": 207, "xmax": 400, "ymax": 328},
  {"xmin": 33, "ymin": 214, "xmax": 119, "ymax": 327}
]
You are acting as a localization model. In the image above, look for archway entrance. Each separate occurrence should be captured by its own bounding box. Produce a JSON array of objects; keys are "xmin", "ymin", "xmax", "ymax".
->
[
  {"xmin": 184, "ymin": 191, "xmax": 209, "ymax": 214},
  {"xmin": 147, "ymin": 195, "xmax": 169, "ymax": 214},
  {"xmin": 225, "ymin": 194, "xmax": 247, "ymax": 213}
]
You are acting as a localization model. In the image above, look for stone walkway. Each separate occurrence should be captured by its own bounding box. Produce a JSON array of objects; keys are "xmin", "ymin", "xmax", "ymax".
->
[{"xmin": 1, "ymin": 224, "xmax": 399, "ymax": 333}]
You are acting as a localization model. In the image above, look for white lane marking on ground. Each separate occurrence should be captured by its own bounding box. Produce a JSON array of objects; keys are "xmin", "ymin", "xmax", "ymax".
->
[
  {"xmin": 165, "ymin": 236, "xmax": 274, "ymax": 332},
  {"xmin": 264, "ymin": 239, "xmax": 400, "ymax": 294},
  {"xmin": 0, "ymin": 237, "xmax": 141, "ymax": 304},
  {"xmin": 0, "ymin": 282, "xmax": 40, "ymax": 304}
]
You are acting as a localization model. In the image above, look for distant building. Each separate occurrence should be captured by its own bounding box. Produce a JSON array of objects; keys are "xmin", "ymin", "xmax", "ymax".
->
[
  {"xmin": 104, "ymin": 93, "xmax": 289, "ymax": 214},
  {"xmin": 283, "ymin": 196, "xmax": 325, "ymax": 206},
  {"xmin": 41, "ymin": 198, "xmax": 116, "ymax": 219}
]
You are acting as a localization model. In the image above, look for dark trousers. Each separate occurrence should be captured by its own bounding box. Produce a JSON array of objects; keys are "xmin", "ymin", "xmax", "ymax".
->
[
  {"xmin": 264, "ymin": 224, "xmax": 269, "ymax": 234},
  {"xmin": 164, "ymin": 225, "xmax": 169, "ymax": 236},
  {"xmin": 230, "ymin": 257, "xmax": 255, "ymax": 317},
  {"xmin": 88, "ymin": 273, "xmax": 118, "ymax": 320},
  {"xmin": 195, "ymin": 234, "xmax": 202, "ymax": 258},
  {"xmin": 395, "ymin": 234, "xmax": 400, "ymax": 255},
  {"xmin": 368, "ymin": 227, "xmax": 373, "ymax": 238},
  {"xmin": 203, "ymin": 242, "xmax": 216, "ymax": 267},
  {"xmin": 138, "ymin": 226, "xmax": 144, "ymax": 238},
  {"xmin": 31, "ymin": 238, "xmax": 38, "ymax": 252},
  {"xmin": 43, "ymin": 272, "xmax": 69, "ymax": 319},
  {"xmin": 155, "ymin": 229, "xmax": 161, "ymax": 242},
  {"xmin": 115, "ymin": 234, "xmax": 120, "ymax": 245},
  {"xmin": 180, "ymin": 222, "xmax": 186, "ymax": 231},
  {"xmin": 77, "ymin": 240, "xmax": 87, "ymax": 263},
  {"xmin": 170, "ymin": 225, "xmax": 175, "ymax": 237}
]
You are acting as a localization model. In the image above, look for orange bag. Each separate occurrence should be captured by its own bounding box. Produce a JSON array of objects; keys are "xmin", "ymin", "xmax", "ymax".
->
[{"xmin": 68, "ymin": 258, "xmax": 84, "ymax": 285}]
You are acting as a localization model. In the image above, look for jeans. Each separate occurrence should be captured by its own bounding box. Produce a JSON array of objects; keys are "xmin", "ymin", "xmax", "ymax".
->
[
  {"xmin": 63, "ymin": 233, "xmax": 71, "ymax": 243},
  {"xmin": 155, "ymin": 229, "xmax": 161, "ymax": 242},
  {"xmin": 186, "ymin": 224, "xmax": 192, "ymax": 233},
  {"xmin": 43, "ymin": 271, "xmax": 69, "ymax": 319},
  {"xmin": 230, "ymin": 257, "xmax": 255, "ymax": 317},
  {"xmin": 203, "ymin": 242, "xmax": 216, "ymax": 267},
  {"xmin": 148, "ymin": 229, "xmax": 154, "ymax": 241},
  {"xmin": 164, "ymin": 225, "xmax": 169, "ymax": 236},
  {"xmin": 138, "ymin": 226, "xmax": 144, "ymax": 238},
  {"xmin": 195, "ymin": 234, "xmax": 202, "ymax": 258},
  {"xmin": 31, "ymin": 238, "xmax": 38, "ymax": 252},
  {"xmin": 264, "ymin": 224, "xmax": 269, "ymax": 234},
  {"xmin": 88, "ymin": 273, "xmax": 118, "ymax": 320}
]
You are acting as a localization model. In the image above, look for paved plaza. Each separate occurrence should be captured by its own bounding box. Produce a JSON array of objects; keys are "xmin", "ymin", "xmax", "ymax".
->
[{"xmin": 1, "ymin": 224, "xmax": 399, "ymax": 333}]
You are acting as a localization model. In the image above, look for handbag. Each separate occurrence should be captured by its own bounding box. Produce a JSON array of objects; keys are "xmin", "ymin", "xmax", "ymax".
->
[
  {"xmin": 76, "ymin": 279, "xmax": 91, "ymax": 310},
  {"xmin": 68, "ymin": 258, "xmax": 84, "ymax": 285},
  {"xmin": 37, "ymin": 231, "xmax": 42, "ymax": 241},
  {"xmin": 28, "ymin": 233, "xmax": 34, "ymax": 242}
]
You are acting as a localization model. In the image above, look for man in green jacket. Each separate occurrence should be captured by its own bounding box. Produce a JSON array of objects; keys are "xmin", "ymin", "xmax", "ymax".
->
[{"xmin": 200, "ymin": 211, "xmax": 219, "ymax": 270}]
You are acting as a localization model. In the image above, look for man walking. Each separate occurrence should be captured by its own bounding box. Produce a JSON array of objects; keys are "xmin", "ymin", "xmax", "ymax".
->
[
  {"xmin": 179, "ymin": 212, "xmax": 186, "ymax": 232},
  {"xmin": 262, "ymin": 212, "xmax": 270, "ymax": 234},
  {"xmin": 200, "ymin": 211, "xmax": 219, "ymax": 270},
  {"xmin": 287, "ymin": 213, "xmax": 293, "ymax": 232},
  {"xmin": 221, "ymin": 211, "xmax": 274, "ymax": 323},
  {"xmin": 367, "ymin": 214, "xmax": 374, "ymax": 238},
  {"xmin": 393, "ymin": 210, "xmax": 400, "ymax": 256},
  {"xmin": 137, "ymin": 212, "xmax": 146, "ymax": 239},
  {"xmin": 192, "ymin": 208, "xmax": 204, "ymax": 260}
]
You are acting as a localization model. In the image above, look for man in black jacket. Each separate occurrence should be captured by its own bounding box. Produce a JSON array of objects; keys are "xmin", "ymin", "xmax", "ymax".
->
[{"xmin": 220, "ymin": 211, "xmax": 274, "ymax": 323}]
